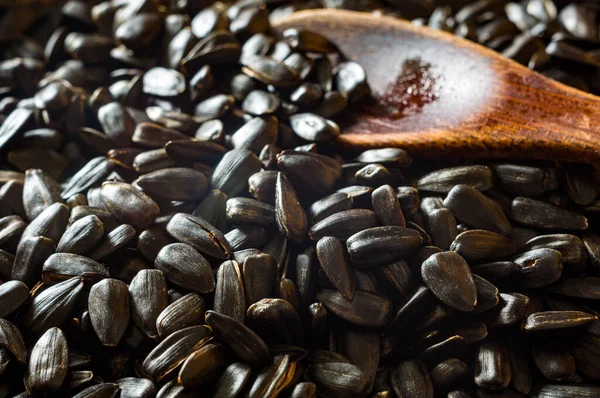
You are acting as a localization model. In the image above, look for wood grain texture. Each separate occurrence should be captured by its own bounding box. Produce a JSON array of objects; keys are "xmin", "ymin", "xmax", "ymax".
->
[{"xmin": 274, "ymin": 10, "xmax": 600, "ymax": 166}]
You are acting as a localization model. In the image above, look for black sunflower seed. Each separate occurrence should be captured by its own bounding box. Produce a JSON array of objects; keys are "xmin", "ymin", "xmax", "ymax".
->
[
  {"xmin": 155, "ymin": 242, "xmax": 215, "ymax": 294},
  {"xmin": 142, "ymin": 325, "xmax": 212, "ymax": 382},
  {"xmin": 129, "ymin": 269, "xmax": 168, "ymax": 340},
  {"xmin": 205, "ymin": 310, "xmax": 270, "ymax": 366},
  {"xmin": 317, "ymin": 289, "xmax": 393, "ymax": 328},
  {"xmin": 88, "ymin": 278, "xmax": 130, "ymax": 346},
  {"xmin": 421, "ymin": 251, "xmax": 477, "ymax": 312},
  {"xmin": 156, "ymin": 293, "xmax": 206, "ymax": 339},
  {"xmin": 25, "ymin": 327, "xmax": 69, "ymax": 396}
]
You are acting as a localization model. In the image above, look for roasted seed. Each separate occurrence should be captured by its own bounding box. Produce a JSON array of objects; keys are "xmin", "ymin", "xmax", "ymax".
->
[
  {"xmin": 317, "ymin": 289, "xmax": 392, "ymax": 328},
  {"xmin": 421, "ymin": 251, "xmax": 478, "ymax": 312},
  {"xmin": 25, "ymin": 328, "xmax": 68, "ymax": 395},
  {"xmin": 205, "ymin": 310, "xmax": 270, "ymax": 366},
  {"xmin": 88, "ymin": 278, "xmax": 130, "ymax": 346},
  {"xmin": 155, "ymin": 242, "xmax": 215, "ymax": 294}
]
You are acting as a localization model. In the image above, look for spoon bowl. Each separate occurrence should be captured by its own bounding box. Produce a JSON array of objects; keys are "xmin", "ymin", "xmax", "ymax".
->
[{"xmin": 274, "ymin": 9, "xmax": 600, "ymax": 166}]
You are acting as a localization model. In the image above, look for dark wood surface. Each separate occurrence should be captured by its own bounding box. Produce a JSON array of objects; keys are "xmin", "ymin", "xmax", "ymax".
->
[{"xmin": 274, "ymin": 10, "xmax": 600, "ymax": 166}]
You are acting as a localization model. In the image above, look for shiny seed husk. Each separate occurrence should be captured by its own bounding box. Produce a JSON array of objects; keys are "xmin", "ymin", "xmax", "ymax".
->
[
  {"xmin": 178, "ymin": 343, "xmax": 227, "ymax": 388},
  {"xmin": 214, "ymin": 260, "xmax": 247, "ymax": 323},
  {"xmin": 20, "ymin": 202, "xmax": 69, "ymax": 244},
  {"xmin": 276, "ymin": 172, "xmax": 308, "ymax": 242},
  {"xmin": 56, "ymin": 215, "xmax": 104, "ymax": 255},
  {"xmin": 307, "ymin": 362, "xmax": 368, "ymax": 397},
  {"xmin": 100, "ymin": 181, "xmax": 159, "ymax": 231},
  {"xmin": 421, "ymin": 251, "xmax": 478, "ymax": 312},
  {"xmin": 42, "ymin": 253, "xmax": 109, "ymax": 284},
  {"xmin": 309, "ymin": 209, "xmax": 377, "ymax": 241},
  {"xmin": 444, "ymin": 184, "xmax": 512, "ymax": 235},
  {"xmin": 211, "ymin": 148, "xmax": 263, "ymax": 197},
  {"xmin": 523, "ymin": 311, "xmax": 597, "ymax": 331},
  {"xmin": 243, "ymin": 253, "xmax": 277, "ymax": 305},
  {"xmin": 12, "ymin": 235, "xmax": 55, "ymax": 288},
  {"xmin": 247, "ymin": 298, "xmax": 304, "ymax": 345},
  {"xmin": 391, "ymin": 359, "xmax": 434, "ymax": 398},
  {"xmin": 417, "ymin": 165, "xmax": 493, "ymax": 193},
  {"xmin": 117, "ymin": 377, "xmax": 157, "ymax": 398},
  {"xmin": 307, "ymin": 192, "xmax": 353, "ymax": 225},
  {"xmin": 142, "ymin": 325, "xmax": 212, "ymax": 382},
  {"xmin": 71, "ymin": 382, "xmax": 120, "ymax": 398},
  {"xmin": 155, "ymin": 242, "xmax": 215, "ymax": 294},
  {"xmin": 316, "ymin": 236, "xmax": 355, "ymax": 300},
  {"xmin": 156, "ymin": 293, "xmax": 206, "ymax": 339},
  {"xmin": 129, "ymin": 269, "xmax": 168, "ymax": 340},
  {"xmin": 87, "ymin": 223, "xmax": 136, "ymax": 261},
  {"xmin": 212, "ymin": 362, "xmax": 252, "ymax": 398},
  {"xmin": 0, "ymin": 280, "xmax": 29, "ymax": 317},
  {"xmin": 347, "ymin": 226, "xmax": 423, "ymax": 268},
  {"xmin": 25, "ymin": 327, "xmax": 68, "ymax": 396},
  {"xmin": 0, "ymin": 318, "xmax": 27, "ymax": 363},
  {"xmin": 88, "ymin": 278, "xmax": 130, "ymax": 346},
  {"xmin": 23, "ymin": 276, "xmax": 84, "ymax": 338},
  {"xmin": 474, "ymin": 338, "xmax": 512, "ymax": 390},
  {"xmin": 513, "ymin": 248, "xmax": 563, "ymax": 288},
  {"xmin": 205, "ymin": 310, "xmax": 270, "ymax": 366},
  {"xmin": 317, "ymin": 289, "xmax": 393, "ymax": 328},
  {"xmin": 226, "ymin": 197, "xmax": 275, "ymax": 227},
  {"xmin": 451, "ymin": 229, "xmax": 517, "ymax": 261},
  {"xmin": 166, "ymin": 213, "xmax": 232, "ymax": 260},
  {"xmin": 510, "ymin": 197, "xmax": 588, "ymax": 230}
]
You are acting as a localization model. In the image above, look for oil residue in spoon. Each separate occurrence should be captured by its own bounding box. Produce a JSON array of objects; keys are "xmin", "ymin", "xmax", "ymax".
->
[{"xmin": 364, "ymin": 57, "xmax": 440, "ymax": 119}]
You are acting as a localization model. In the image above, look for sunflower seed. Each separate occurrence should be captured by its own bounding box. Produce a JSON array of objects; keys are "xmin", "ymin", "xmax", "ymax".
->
[
  {"xmin": 421, "ymin": 251, "xmax": 477, "ymax": 312},
  {"xmin": 247, "ymin": 299, "xmax": 304, "ymax": 345},
  {"xmin": 212, "ymin": 362, "xmax": 252, "ymax": 398},
  {"xmin": 475, "ymin": 338, "xmax": 512, "ymax": 390},
  {"xmin": 56, "ymin": 215, "xmax": 104, "ymax": 255},
  {"xmin": 205, "ymin": 310, "xmax": 270, "ymax": 366},
  {"xmin": 444, "ymin": 184, "xmax": 512, "ymax": 235},
  {"xmin": 317, "ymin": 289, "xmax": 392, "ymax": 328},
  {"xmin": 492, "ymin": 163, "xmax": 558, "ymax": 196},
  {"xmin": 100, "ymin": 182, "xmax": 159, "ymax": 231},
  {"xmin": 117, "ymin": 377, "xmax": 156, "ymax": 398},
  {"xmin": 71, "ymin": 382, "xmax": 120, "ymax": 398},
  {"xmin": 129, "ymin": 269, "xmax": 168, "ymax": 340},
  {"xmin": 226, "ymin": 197, "xmax": 275, "ymax": 227},
  {"xmin": 42, "ymin": 253, "xmax": 108, "ymax": 284},
  {"xmin": 25, "ymin": 327, "xmax": 68, "ymax": 395},
  {"xmin": 23, "ymin": 169, "xmax": 62, "ymax": 222},
  {"xmin": 316, "ymin": 236, "xmax": 355, "ymax": 300},
  {"xmin": 178, "ymin": 343, "xmax": 227, "ymax": 388},
  {"xmin": 417, "ymin": 166, "xmax": 493, "ymax": 193},
  {"xmin": 510, "ymin": 197, "xmax": 588, "ymax": 230},
  {"xmin": 142, "ymin": 325, "xmax": 212, "ymax": 382},
  {"xmin": 513, "ymin": 248, "xmax": 563, "ymax": 288},
  {"xmin": 523, "ymin": 311, "xmax": 597, "ymax": 332},
  {"xmin": 12, "ymin": 235, "xmax": 55, "ymax": 288},
  {"xmin": 242, "ymin": 253, "xmax": 277, "ymax": 305},
  {"xmin": 155, "ymin": 242, "xmax": 215, "ymax": 294},
  {"xmin": 87, "ymin": 224, "xmax": 136, "ymax": 261},
  {"xmin": 156, "ymin": 293, "xmax": 206, "ymax": 339},
  {"xmin": 88, "ymin": 278, "xmax": 130, "ymax": 346},
  {"xmin": 451, "ymin": 229, "xmax": 517, "ymax": 261},
  {"xmin": 0, "ymin": 318, "xmax": 26, "ymax": 363},
  {"xmin": 307, "ymin": 362, "xmax": 368, "ymax": 397},
  {"xmin": 391, "ymin": 359, "xmax": 433, "ymax": 398},
  {"xmin": 23, "ymin": 276, "xmax": 84, "ymax": 338},
  {"xmin": 166, "ymin": 213, "xmax": 232, "ymax": 260},
  {"xmin": 309, "ymin": 209, "xmax": 377, "ymax": 241}
]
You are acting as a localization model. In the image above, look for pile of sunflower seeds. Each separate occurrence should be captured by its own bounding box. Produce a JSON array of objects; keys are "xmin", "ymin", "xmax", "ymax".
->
[{"xmin": 1, "ymin": 1, "xmax": 600, "ymax": 398}]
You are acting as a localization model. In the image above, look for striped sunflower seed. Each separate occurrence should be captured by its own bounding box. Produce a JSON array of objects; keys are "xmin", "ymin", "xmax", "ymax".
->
[{"xmin": 88, "ymin": 278, "xmax": 130, "ymax": 347}]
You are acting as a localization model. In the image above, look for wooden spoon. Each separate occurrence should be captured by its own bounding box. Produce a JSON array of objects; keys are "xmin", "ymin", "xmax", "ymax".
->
[{"xmin": 274, "ymin": 9, "xmax": 600, "ymax": 166}]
